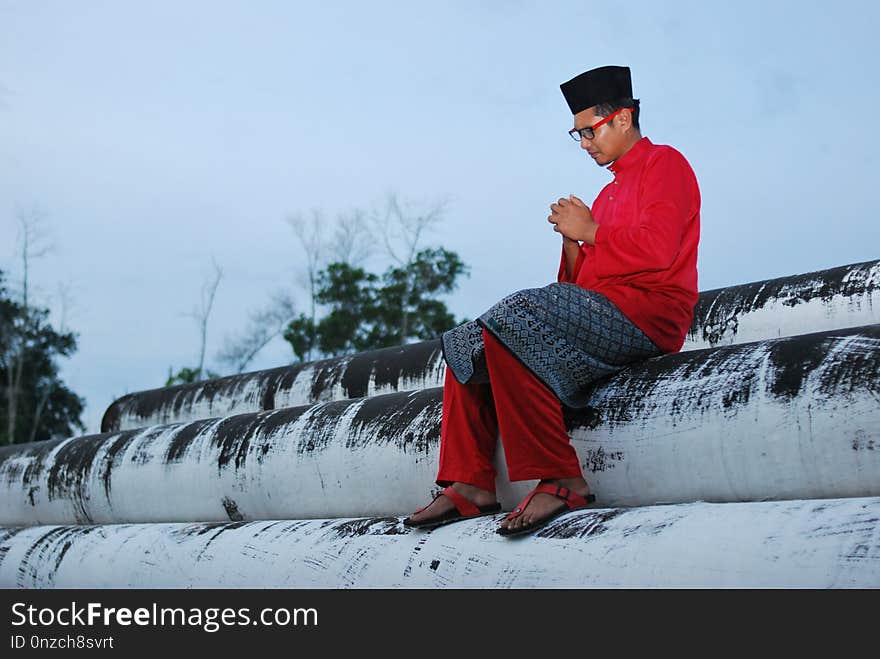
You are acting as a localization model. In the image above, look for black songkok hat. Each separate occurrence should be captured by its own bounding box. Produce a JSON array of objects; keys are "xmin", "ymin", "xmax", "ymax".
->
[{"xmin": 560, "ymin": 66, "xmax": 633, "ymax": 114}]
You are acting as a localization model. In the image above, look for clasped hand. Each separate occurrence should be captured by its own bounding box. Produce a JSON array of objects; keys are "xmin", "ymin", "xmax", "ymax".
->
[{"xmin": 548, "ymin": 195, "xmax": 598, "ymax": 245}]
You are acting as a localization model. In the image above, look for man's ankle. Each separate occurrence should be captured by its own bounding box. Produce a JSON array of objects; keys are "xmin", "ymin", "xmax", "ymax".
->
[
  {"xmin": 545, "ymin": 477, "xmax": 589, "ymax": 493},
  {"xmin": 452, "ymin": 482, "xmax": 496, "ymax": 502}
]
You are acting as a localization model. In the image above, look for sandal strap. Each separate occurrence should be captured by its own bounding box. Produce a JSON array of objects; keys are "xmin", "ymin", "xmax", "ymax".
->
[
  {"xmin": 440, "ymin": 486, "xmax": 481, "ymax": 517},
  {"xmin": 505, "ymin": 489, "xmax": 541, "ymax": 521},
  {"xmin": 413, "ymin": 492, "xmax": 441, "ymax": 514},
  {"xmin": 506, "ymin": 482, "xmax": 593, "ymax": 520},
  {"xmin": 533, "ymin": 482, "xmax": 592, "ymax": 508}
]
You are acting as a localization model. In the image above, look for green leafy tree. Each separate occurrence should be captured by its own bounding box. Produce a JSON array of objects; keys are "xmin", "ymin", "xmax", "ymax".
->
[
  {"xmin": 165, "ymin": 366, "xmax": 221, "ymax": 387},
  {"xmin": 283, "ymin": 248, "xmax": 469, "ymax": 359},
  {"xmin": 224, "ymin": 194, "xmax": 456, "ymax": 370},
  {"xmin": 314, "ymin": 263, "xmax": 379, "ymax": 356},
  {"xmin": 282, "ymin": 314, "xmax": 317, "ymax": 364},
  {"xmin": 370, "ymin": 247, "xmax": 467, "ymax": 346},
  {"xmin": 164, "ymin": 259, "xmax": 224, "ymax": 386},
  {"xmin": 282, "ymin": 264, "xmax": 379, "ymax": 360},
  {"xmin": 0, "ymin": 270, "xmax": 85, "ymax": 444}
]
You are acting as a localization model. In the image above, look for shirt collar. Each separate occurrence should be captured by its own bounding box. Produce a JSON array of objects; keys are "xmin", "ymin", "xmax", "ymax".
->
[{"xmin": 608, "ymin": 136, "xmax": 652, "ymax": 175}]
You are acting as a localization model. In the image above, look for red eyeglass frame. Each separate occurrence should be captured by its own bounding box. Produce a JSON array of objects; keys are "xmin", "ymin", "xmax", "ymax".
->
[{"xmin": 569, "ymin": 107, "xmax": 632, "ymax": 141}]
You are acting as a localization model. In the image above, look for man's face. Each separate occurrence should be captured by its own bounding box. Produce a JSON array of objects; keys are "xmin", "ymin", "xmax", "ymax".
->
[{"xmin": 572, "ymin": 107, "xmax": 630, "ymax": 166}]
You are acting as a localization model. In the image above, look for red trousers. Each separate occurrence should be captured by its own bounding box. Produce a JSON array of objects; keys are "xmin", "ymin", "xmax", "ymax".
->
[{"xmin": 436, "ymin": 327, "xmax": 583, "ymax": 492}]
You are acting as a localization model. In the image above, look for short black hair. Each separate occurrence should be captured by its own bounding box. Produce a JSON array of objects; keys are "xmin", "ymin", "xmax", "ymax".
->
[{"xmin": 595, "ymin": 98, "xmax": 640, "ymax": 131}]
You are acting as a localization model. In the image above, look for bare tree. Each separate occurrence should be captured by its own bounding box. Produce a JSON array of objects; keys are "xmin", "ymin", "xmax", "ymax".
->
[
  {"xmin": 53, "ymin": 280, "xmax": 75, "ymax": 335},
  {"xmin": 219, "ymin": 195, "xmax": 441, "ymax": 371},
  {"xmin": 330, "ymin": 208, "xmax": 374, "ymax": 267},
  {"xmin": 215, "ymin": 209, "xmax": 323, "ymax": 373},
  {"xmin": 216, "ymin": 290, "xmax": 297, "ymax": 374},
  {"xmin": 372, "ymin": 192, "xmax": 449, "ymax": 341},
  {"xmin": 185, "ymin": 257, "xmax": 223, "ymax": 381},
  {"xmin": 286, "ymin": 209, "xmax": 329, "ymax": 363},
  {"xmin": 15, "ymin": 204, "xmax": 53, "ymax": 310},
  {"xmin": 6, "ymin": 205, "xmax": 53, "ymax": 444},
  {"xmin": 22, "ymin": 279, "xmax": 76, "ymax": 444}
]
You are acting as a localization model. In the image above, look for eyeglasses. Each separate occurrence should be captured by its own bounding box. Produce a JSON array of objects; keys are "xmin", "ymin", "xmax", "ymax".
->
[{"xmin": 568, "ymin": 107, "xmax": 630, "ymax": 142}]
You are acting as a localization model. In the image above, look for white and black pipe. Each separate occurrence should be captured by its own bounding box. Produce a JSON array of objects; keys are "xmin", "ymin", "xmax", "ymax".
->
[
  {"xmin": 1, "ymin": 496, "xmax": 878, "ymax": 588},
  {"xmin": 2, "ymin": 324, "xmax": 878, "ymax": 525},
  {"xmin": 101, "ymin": 259, "xmax": 880, "ymax": 433}
]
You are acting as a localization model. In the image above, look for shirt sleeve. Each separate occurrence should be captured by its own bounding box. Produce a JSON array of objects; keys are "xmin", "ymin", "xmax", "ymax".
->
[
  {"xmin": 557, "ymin": 244, "xmax": 586, "ymax": 283},
  {"xmin": 593, "ymin": 150, "xmax": 696, "ymax": 278}
]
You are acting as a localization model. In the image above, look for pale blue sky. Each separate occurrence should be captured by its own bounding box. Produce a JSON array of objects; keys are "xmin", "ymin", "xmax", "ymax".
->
[{"xmin": 2, "ymin": 1, "xmax": 878, "ymax": 433}]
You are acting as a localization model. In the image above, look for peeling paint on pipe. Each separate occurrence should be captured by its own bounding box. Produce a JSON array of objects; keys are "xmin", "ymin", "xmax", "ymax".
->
[
  {"xmin": 101, "ymin": 339, "xmax": 447, "ymax": 433},
  {"xmin": 690, "ymin": 258, "xmax": 880, "ymax": 348},
  {"xmin": 101, "ymin": 260, "xmax": 880, "ymax": 432},
  {"xmin": 3, "ymin": 325, "xmax": 878, "ymax": 525},
  {"xmin": 2, "ymin": 497, "xmax": 878, "ymax": 588}
]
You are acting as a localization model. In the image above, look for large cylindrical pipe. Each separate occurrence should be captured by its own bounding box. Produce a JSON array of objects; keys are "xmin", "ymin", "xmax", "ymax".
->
[
  {"xmin": 101, "ymin": 260, "xmax": 880, "ymax": 432},
  {"xmin": 2, "ymin": 497, "xmax": 878, "ymax": 588},
  {"xmin": 3, "ymin": 325, "xmax": 878, "ymax": 525}
]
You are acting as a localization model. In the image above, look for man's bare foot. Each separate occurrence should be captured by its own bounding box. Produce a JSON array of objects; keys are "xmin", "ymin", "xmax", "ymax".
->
[
  {"xmin": 405, "ymin": 482, "xmax": 497, "ymax": 525},
  {"xmin": 497, "ymin": 477, "xmax": 592, "ymax": 534}
]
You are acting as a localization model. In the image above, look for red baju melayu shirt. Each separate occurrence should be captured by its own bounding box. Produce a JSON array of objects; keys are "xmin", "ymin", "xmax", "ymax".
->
[{"xmin": 558, "ymin": 136, "xmax": 701, "ymax": 353}]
